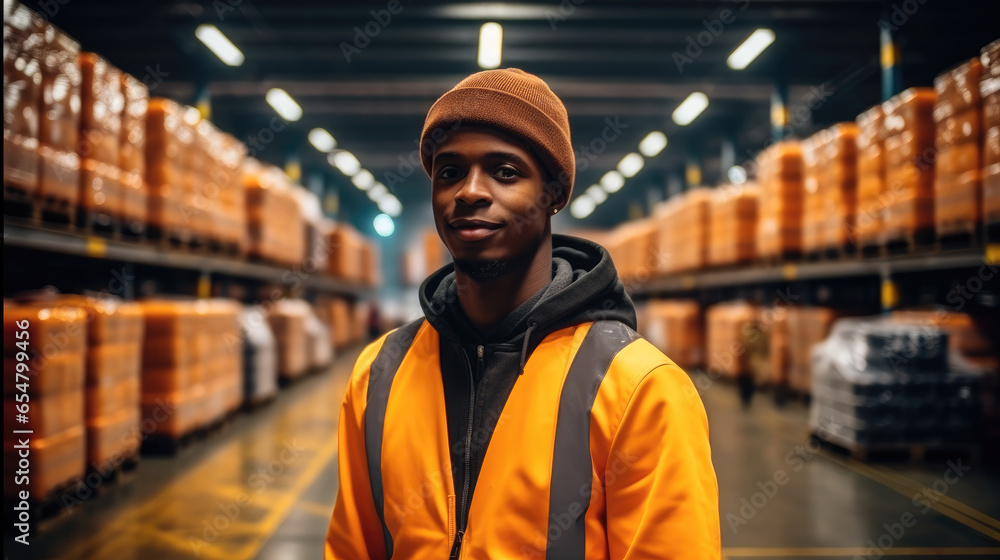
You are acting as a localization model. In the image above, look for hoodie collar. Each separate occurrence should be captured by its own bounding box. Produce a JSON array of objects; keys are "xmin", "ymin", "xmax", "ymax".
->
[{"xmin": 419, "ymin": 234, "xmax": 637, "ymax": 355}]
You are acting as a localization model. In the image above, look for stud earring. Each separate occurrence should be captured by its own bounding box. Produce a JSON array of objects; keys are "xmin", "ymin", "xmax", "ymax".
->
[{"xmin": 551, "ymin": 208, "xmax": 559, "ymax": 215}]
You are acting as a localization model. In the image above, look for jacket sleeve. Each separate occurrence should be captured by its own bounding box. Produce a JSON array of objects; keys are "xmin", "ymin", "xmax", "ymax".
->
[
  {"xmin": 324, "ymin": 346, "xmax": 388, "ymax": 560},
  {"xmin": 604, "ymin": 363, "xmax": 721, "ymax": 560}
]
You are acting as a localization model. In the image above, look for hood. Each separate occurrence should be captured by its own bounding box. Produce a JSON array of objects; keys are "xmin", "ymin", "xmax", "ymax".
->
[{"xmin": 419, "ymin": 234, "xmax": 636, "ymax": 365}]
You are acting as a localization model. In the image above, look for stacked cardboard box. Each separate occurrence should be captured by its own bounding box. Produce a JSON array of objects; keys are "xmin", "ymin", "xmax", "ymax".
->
[
  {"xmin": 982, "ymin": 39, "xmax": 1000, "ymax": 234},
  {"xmin": 786, "ymin": 307, "xmax": 843, "ymax": 394},
  {"xmin": 139, "ymin": 299, "xmax": 205, "ymax": 438},
  {"xmin": 756, "ymin": 141, "xmax": 804, "ymax": 259},
  {"xmin": 55, "ymin": 295, "xmax": 143, "ymax": 470},
  {"xmin": 706, "ymin": 301, "xmax": 758, "ymax": 378},
  {"xmin": 197, "ymin": 300, "xmax": 243, "ymax": 424},
  {"xmin": 855, "ymin": 106, "xmax": 887, "ymax": 248},
  {"xmin": 883, "ymin": 88, "xmax": 937, "ymax": 245},
  {"xmin": 934, "ymin": 58, "xmax": 985, "ymax": 238},
  {"xmin": 3, "ymin": 301, "xmax": 87, "ymax": 500},
  {"xmin": 656, "ymin": 189, "xmax": 710, "ymax": 274},
  {"xmin": 2, "ymin": 4, "xmax": 42, "ymax": 197},
  {"xmin": 267, "ymin": 299, "xmax": 310, "ymax": 382},
  {"xmin": 243, "ymin": 159, "xmax": 305, "ymax": 267},
  {"xmin": 145, "ymin": 98, "xmax": 188, "ymax": 241},
  {"xmin": 640, "ymin": 300, "xmax": 703, "ymax": 370},
  {"xmin": 708, "ymin": 184, "xmax": 759, "ymax": 266},
  {"xmin": 744, "ymin": 307, "xmax": 789, "ymax": 388},
  {"xmin": 78, "ymin": 52, "xmax": 125, "ymax": 228},
  {"xmin": 812, "ymin": 124, "xmax": 859, "ymax": 251}
]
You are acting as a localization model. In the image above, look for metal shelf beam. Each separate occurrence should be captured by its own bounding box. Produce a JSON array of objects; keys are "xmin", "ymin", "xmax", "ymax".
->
[
  {"xmin": 3, "ymin": 221, "xmax": 367, "ymax": 296},
  {"xmin": 632, "ymin": 247, "xmax": 994, "ymax": 296}
]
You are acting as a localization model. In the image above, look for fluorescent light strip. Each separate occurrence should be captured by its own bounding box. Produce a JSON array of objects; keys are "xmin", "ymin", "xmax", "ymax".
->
[
  {"xmin": 367, "ymin": 183, "xmax": 389, "ymax": 202},
  {"xmin": 478, "ymin": 22, "xmax": 503, "ymax": 69},
  {"xmin": 617, "ymin": 153, "xmax": 644, "ymax": 178},
  {"xmin": 195, "ymin": 24, "xmax": 244, "ymax": 66},
  {"xmin": 639, "ymin": 131, "xmax": 667, "ymax": 157},
  {"xmin": 586, "ymin": 185, "xmax": 607, "ymax": 204},
  {"xmin": 727, "ymin": 28, "xmax": 775, "ymax": 70},
  {"xmin": 600, "ymin": 170, "xmax": 625, "ymax": 193},
  {"xmin": 672, "ymin": 92, "xmax": 709, "ymax": 126},
  {"xmin": 570, "ymin": 196, "xmax": 596, "ymax": 219},
  {"xmin": 265, "ymin": 88, "xmax": 302, "ymax": 122},
  {"xmin": 378, "ymin": 196, "xmax": 403, "ymax": 217},
  {"xmin": 331, "ymin": 151, "xmax": 361, "ymax": 176},
  {"xmin": 308, "ymin": 128, "xmax": 337, "ymax": 152},
  {"xmin": 352, "ymin": 169, "xmax": 375, "ymax": 190}
]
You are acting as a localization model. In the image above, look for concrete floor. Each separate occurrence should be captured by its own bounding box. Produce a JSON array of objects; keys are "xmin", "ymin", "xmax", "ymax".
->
[{"xmin": 7, "ymin": 347, "xmax": 1000, "ymax": 560}]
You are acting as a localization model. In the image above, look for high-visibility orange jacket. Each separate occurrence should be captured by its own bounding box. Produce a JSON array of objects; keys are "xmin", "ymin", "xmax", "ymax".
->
[{"xmin": 325, "ymin": 235, "xmax": 720, "ymax": 559}]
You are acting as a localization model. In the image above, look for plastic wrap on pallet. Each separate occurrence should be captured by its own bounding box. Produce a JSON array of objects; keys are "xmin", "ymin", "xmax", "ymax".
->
[
  {"xmin": 305, "ymin": 313, "xmax": 333, "ymax": 370},
  {"xmin": 756, "ymin": 141, "xmax": 804, "ymax": 258},
  {"xmin": 267, "ymin": 299, "xmax": 310, "ymax": 381},
  {"xmin": 145, "ymin": 98, "xmax": 185, "ymax": 237},
  {"xmin": 239, "ymin": 305, "xmax": 278, "ymax": 406},
  {"xmin": 3, "ymin": 3, "xmax": 42, "ymax": 194},
  {"xmin": 654, "ymin": 189, "xmax": 708, "ymax": 274},
  {"xmin": 708, "ymin": 184, "xmax": 758, "ymax": 266},
  {"xmin": 809, "ymin": 316, "xmax": 984, "ymax": 450},
  {"xmin": 37, "ymin": 21, "xmax": 81, "ymax": 208},
  {"xmin": 3, "ymin": 297, "xmax": 86, "ymax": 499}
]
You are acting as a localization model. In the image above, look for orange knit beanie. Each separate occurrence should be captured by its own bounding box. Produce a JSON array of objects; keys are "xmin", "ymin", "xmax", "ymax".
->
[{"xmin": 420, "ymin": 68, "xmax": 574, "ymax": 200}]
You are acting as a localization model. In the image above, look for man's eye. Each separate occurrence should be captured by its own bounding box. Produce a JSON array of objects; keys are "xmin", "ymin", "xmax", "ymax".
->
[
  {"xmin": 494, "ymin": 166, "xmax": 519, "ymax": 180},
  {"xmin": 437, "ymin": 166, "xmax": 461, "ymax": 180}
]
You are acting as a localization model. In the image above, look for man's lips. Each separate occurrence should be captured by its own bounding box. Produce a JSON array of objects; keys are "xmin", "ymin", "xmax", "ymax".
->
[{"xmin": 448, "ymin": 218, "xmax": 503, "ymax": 241}]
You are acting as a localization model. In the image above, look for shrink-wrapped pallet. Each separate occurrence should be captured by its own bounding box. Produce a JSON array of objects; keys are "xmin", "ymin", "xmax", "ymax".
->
[
  {"xmin": 240, "ymin": 306, "xmax": 278, "ymax": 406},
  {"xmin": 756, "ymin": 141, "xmax": 803, "ymax": 258},
  {"xmin": 882, "ymin": 88, "xmax": 937, "ymax": 245},
  {"xmin": 708, "ymin": 184, "xmax": 758, "ymax": 266},
  {"xmin": 640, "ymin": 300, "xmax": 703, "ymax": 370},
  {"xmin": 267, "ymin": 299, "xmax": 310, "ymax": 382},
  {"xmin": 706, "ymin": 301, "xmax": 758, "ymax": 378},
  {"xmin": 37, "ymin": 22, "xmax": 81, "ymax": 210},
  {"xmin": 855, "ymin": 106, "xmax": 887, "ymax": 247},
  {"xmin": 3, "ymin": 300, "xmax": 86, "ymax": 499},
  {"xmin": 934, "ymin": 58, "xmax": 984, "ymax": 238}
]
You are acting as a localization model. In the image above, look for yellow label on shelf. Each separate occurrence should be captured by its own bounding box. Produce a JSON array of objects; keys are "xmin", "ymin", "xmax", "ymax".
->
[
  {"xmin": 782, "ymin": 263, "xmax": 797, "ymax": 280},
  {"xmin": 986, "ymin": 244, "xmax": 1000, "ymax": 266},
  {"xmin": 197, "ymin": 274, "xmax": 211, "ymax": 299},
  {"xmin": 681, "ymin": 275, "xmax": 695, "ymax": 289},
  {"xmin": 86, "ymin": 237, "xmax": 107, "ymax": 257},
  {"xmin": 881, "ymin": 279, "xmax": 899, "ymax": 310}
]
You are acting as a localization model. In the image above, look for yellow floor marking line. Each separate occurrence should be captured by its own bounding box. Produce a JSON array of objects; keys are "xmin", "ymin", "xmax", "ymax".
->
[
  {"xmin": 228, "ymin": 434, "xmax": 340, "ymax": 559},
  {"xmin": 68, "ymin": 357, "xmax": 355, "ymax": 559},
  {"xmin": 723, "ymin": 546, "xmax": 1000, "ymax": 557},
  {"xmin": 870, "ymin": 465, "xmax": 1000, "ymax": 532},
  {"xmin": 748, "ymin": 400, "xmax": 1000, "ymax": 543},
  {"xmin": 298, "ymin": 500, "xmax": 336, "ymax": 518}
]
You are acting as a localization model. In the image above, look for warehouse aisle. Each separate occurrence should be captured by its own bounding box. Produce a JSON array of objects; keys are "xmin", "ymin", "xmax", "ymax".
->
[{"xmin": 20, "ymin": 349, "xmax": 1000, "ymax": 560}]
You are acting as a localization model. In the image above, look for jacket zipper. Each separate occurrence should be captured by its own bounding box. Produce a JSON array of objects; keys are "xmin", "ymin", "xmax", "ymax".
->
[{"xmin": 450, "ymin": 344, "xmax": 483, "ymax": 560}]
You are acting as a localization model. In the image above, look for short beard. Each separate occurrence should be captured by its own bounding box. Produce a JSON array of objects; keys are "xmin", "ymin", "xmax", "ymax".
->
[{"xmin": 453, "ymin": 258, "xmax": 510, "ymax": 282}]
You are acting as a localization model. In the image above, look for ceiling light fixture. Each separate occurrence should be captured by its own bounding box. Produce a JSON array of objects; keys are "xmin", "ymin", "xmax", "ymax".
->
[
  {"xmin": 727, "ymin": 28, "xmax": 776, "ymax": 70},
  {"xmin": 586, "ymin": 185, "xmax": 607, "ymax": 204},
  {"xmin": 195, "ymin": 24, "xmax": 244, "ymax": 66},
  {"xmin": 570, "ymin": 196, "xmax": 596, "ymax": 219},
  {"xmin": 330, "ymin": 151, "xmax": 361, "ymax": 176},
  {"xmin": 600, "ymin": 170, "xmax": 625, "ymax": 193},
  {"xmin": 478, "ymin": 22, "xmax": 503, "ymax": 69},
  {"xmin": 639, "ymin": 131, "xmax": 667, "ymax": 157},
  {"xmin": 265, "ymin": 88, "xmax": 302, "ymax": 122},
  {"xmin": 672, "ymin": 92, "xmax": 709, "ymax": 126},
  {"xmin": 352, "ymin": 169, "xmax": 375, "ymax": 190},
  {"xmin": 308, "ymin": 128, "xmax": 337, "ymax": 152},
  {"xmin": 617, "ymin": 153, "xmax": 644, "ymax": 178}
]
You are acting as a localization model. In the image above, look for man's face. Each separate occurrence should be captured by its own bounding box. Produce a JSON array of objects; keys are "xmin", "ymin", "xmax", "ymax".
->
[{"xmin": 431, "ymin": 127, "xmax": 554, "ymax": 274}]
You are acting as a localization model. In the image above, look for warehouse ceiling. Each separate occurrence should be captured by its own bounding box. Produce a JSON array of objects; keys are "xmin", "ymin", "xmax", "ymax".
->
[{"xmin": 25, "ymin": 0, "xmax": 1000, "ymax": 231}]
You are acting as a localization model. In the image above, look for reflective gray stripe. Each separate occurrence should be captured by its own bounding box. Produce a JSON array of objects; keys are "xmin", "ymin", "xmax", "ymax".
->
[
  {"xmin": 547, "ymin": 321, "xmax": 640, "ymax": 559},
  {"xmin": 365, "ymin": 318, "xmax": 424, "ymax": 559}
]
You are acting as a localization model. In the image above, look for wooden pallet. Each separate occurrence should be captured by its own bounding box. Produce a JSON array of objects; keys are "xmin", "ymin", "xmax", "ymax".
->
[
  {"xmin": 756, "ymin": 250, "xmax": 802, "ymax": 268},
  {"xmin": 76, "ymin": 208, "xmax": 120, "ymax": 239},
  {"xmin": 824, "ymin": 242, "xmax": 857, "ymax": 261},
  {"xmin": 243, "ymin": 392, "xmax": 277, "ymax": 413},
  {"xmin": 812, "ymin": 432, "xmax": 981, "ymax": 464},
  {"xmin": 34, "ymin": 195, "xmax": 76, "ymax": 226},
  {"xmin": 3, "ymin": 184, "xmax": 35, "ymax": 218},
  {"xmin": 3, "ymin": 475, "xmax": 86, "ymax": 527},
  {"xmin": 986, "ymin": 221, "xmax": 1000, "ymax": 244},
  {"xmin": 884, "ymin": 227, "xmax": 935, "ymax": 256}
]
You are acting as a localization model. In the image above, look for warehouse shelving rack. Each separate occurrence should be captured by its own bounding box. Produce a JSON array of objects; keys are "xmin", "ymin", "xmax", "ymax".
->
[
  {"xmin": 3, "ymin": 220, "xmax": 369, "ymax": 300},
  {"xmin": 627, "ymin": 244, "xmax": 999, "ymax": 312}
]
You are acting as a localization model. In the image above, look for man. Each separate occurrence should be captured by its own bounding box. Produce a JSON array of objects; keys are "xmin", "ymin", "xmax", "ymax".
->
[{"xmin": 325, "ymin": 68, "xmax": 720, "ymax": 559}]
